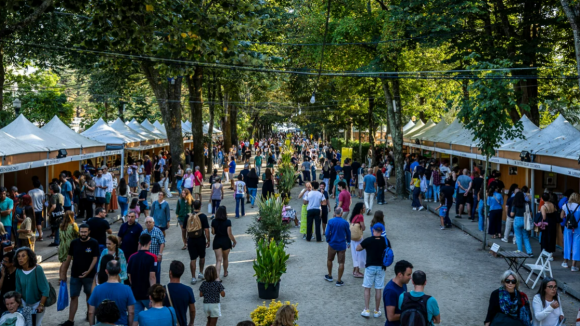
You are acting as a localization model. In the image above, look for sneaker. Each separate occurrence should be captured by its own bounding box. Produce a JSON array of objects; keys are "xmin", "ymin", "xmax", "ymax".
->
[
  {"xmin": 48, "ymin": 243, "xmax": 59, "ymax": 247},
  {"xmin": 191, "ymin": 278, "xmax": 197, "ymax": 285},
  {"xmin": 440, "ymin": 226, "xmax": 445, "ymax": 230},
  {"xmin": 572, "ymin": 267, "xmax": 579, "ymax": 272},
  {"xmin": 418, "ymin": 206, "xmax": 425, "ymax": 211},
  {"xmin": 500, "ymin": 238, "xmax": 508, "ymax": 243},
  {"xmin": 336, "ymin": 280, "xmax": 344, "ymax": 287},
  {"xmin": 361, "ymin": 309, "xmax": 371, "ymax": 318},
  {"xmin": 198, "ymin": 273, "xmax": 205, "ymax": 280},
  {"xmin": 527, "ymin": 253, "xmax": 534, "ymax": 258},
  {"xmin": 455, "ymin": 215, "xmax": 462, "ymax": 218},
  {"xmin": 302, "ymin": 235, "xmax": 306, "ymax": 240},
  {"xmin": 373, "ymin": 310, "xmax": 382, "ymax": 318},
  {"xmin": 324, "ymin": 275, "xmax": 333, "ymax": 282},
  {"xmin": 562, "ymin": 262, "xmax": 569, "ymax": 268},
  {"xmin": 412, "ymin": 207, "xmax": 417, "ymax": 211},
  {"xmin": 59, "ymin": 321, "xmax": 74, "ymax": 326},
  {"xmin": 549, "ymin": 256, "xmax": 554, "ymax": 261}
]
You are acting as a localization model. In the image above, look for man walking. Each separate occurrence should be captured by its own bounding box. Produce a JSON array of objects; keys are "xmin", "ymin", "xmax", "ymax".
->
[
  {"xmin": 118, "ymin": 211, "xmax": 144, "ymax": 263},
  {"xmin": 141, "ymin": 217, "xmax": 165, "ymax": 283},
  {"xmin": 325, "ymin": 208, "xmax": 351, "ymax": 287},
  {"xmin": 0, "ymin": 188, "xmax": 13, "ymax": 242},
  {"xmin": 144, "ymin": 155, "xmax": 152, "ymax": 186},
  {"xmin": 59, "ymin": 224, "xmax": 100, "ymax": 326},
  {"xmin": 127, "ymin": 234, "xmax": 157, "ymax": 326},
  {"xmin": 455, "ymin": 169, "xmax": 472, "ymax": 219},
  {"xmin": 88, "ymin": 260, "xmax": 136, "ymax": 326},
  {"xmin": 187, "ymin": 201, "xmax": 210, "ymax": 285},
  {"xmin": 384, "ymin": 260, "xmax": 413, "ymax": 326},
  {"xmin": 60, "ymin": 173, "xmax": 73, "ymax": 212},
  {"xmin": 94, "ymin": 168, "xmax": 109, "ymax": 208},
  {"xmin": 163, "ymin": 261, "xmax": 196, "ymax": 326},
  {"xmin": 102, "ymin": 166, "xmax": 114, "ymax": 214},
  {"xmin": 439, "ymin": 180, "xmax": 455, "ymax": 228},
  {"xmin": 87, "ymin": 207, "xmax": 112, "ymax": 252},
  {"xmin": 363, "ymin": 168, "xmax": 377, "ymax": 215},
  {"xmin": 357, "ymin": 223, "xmax": 387, "ymax": 319},
  {"xmin": 228, "ymin": 157, "xmax": 236, "ymax": 190},
  {"xmin": 304, "ymin": 181, "xmax": 326, "ymax": 242},
  {"xmin": 194, "ymin": 166, "xmax": 204, "ymax": 202},
  {"xmin": 398, "ymin": 270, "xmax": 441, "ymax": 325},
  {"xmin": 337, "ymin": 181, "xmax": 351, "ymax": 219},
  {"xmin": 28, "ymin": 179, "xmax": 45, "ymax": 242}
]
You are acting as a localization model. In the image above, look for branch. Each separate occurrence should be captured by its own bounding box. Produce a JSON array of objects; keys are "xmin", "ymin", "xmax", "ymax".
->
[
  {"xmin": 560, "ymin": 0, "xmax": 579, "ymax": 31},
  {"xmin": 0, "ymin": 0, "xmax": 54, "ymax": 38},
  {"xmin": 375, "ymin": 0, "xmax": 388, "ymax": 11}
]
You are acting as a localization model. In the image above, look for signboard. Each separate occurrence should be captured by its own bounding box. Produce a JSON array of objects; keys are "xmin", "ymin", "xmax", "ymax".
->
[
  {"xmin": 551, "ymin": 166, "xmax": 580, "ymax": 178},
  {"xmin": 102, "ymin": 150, "xmax": 122, "ymax": 156},
  {"xmin": 451, "ymin": 151, "xmax": 477, "ymax": 159},
  {"xmin": 0, "ymin": 163, "xmax": 31, "ymax": 174},
  {"xmin": 44, "ymin": 157, "xmax": 73, "ymax": 165},
  {"xmin": 490, "ymin": 243, "xmax": 500, "ymax": 253},
  {"xmin": 507, "ymin": 159, "xmax": 552, "ymax": 171},
  {"xmin": 341, "ymin": 147, "xmax": 353, "ymax": 166},
  {"xmin": 436, "ymin": 148, "xmax": 451, "ymax": 154},
  {"xmin": 250, "ymin": 138, "xmax": 254, "ymax": 145},
  {"xmin": 475, "ymin": 155, "xmax": 510, "ymax": 165},
  {"xmin": 78, "ymin": 153, "xmax": 100, "ymax": 160},
  {"xmin": 285, "ymin": 139, "xmax": 291, "ymax": 147}
]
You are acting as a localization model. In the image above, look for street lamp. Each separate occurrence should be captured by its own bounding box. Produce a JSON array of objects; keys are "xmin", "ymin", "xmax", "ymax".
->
[{"xmin": 12, "ymin": 98, "xmax": 21, "ymax": 115}]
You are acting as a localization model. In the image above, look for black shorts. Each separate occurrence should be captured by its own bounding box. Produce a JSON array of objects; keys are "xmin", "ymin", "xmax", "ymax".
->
[
  {"xmin": 212, "ymin": 237, "xmax": 232, "ymax": 251},
  {"xmin": 457, "ymin": 193, "xmax": 472, "ymax": 205},
  {"xmin": 187, "ymin": 237, "xmax": 207, "ymax": 260},
  {"xmin": 96, "ymin": 197, "xmax": 106, "ymax": 204},
  {"xmin": 34, "ymin": 211, "xmax": 43, "ymax": 226}
]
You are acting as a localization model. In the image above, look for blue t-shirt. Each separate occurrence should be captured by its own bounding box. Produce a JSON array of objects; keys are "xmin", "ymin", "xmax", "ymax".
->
[
  {"xmin": 363, "ymin": 175, "xmax": 377, "ymax": 193},
  {"xmin": 383, "ymin": 280, "xmax": 407, "ymax": 326},
  {"xmin": 456, "ymin": 175, "xmax": 471, "ymax": 194},
  {"xmin": 162, "ymin": 283, "xmax": 195, "ymax": 326},
  {"xmin": 229, "ymin": 161, "xmax": 236, "ymax": 173},
  {"xmin": 410, "ymin": 161, "xmax": 419, "ymax": 172},
  {"xmin": 487, "ymin": 192, "xmax": 504, "ymax": 211},
  {"xmin": 398, "ymin": 291, "xmax": 440, "ymax": 325},
  {"xmin": 439, "ymin": 206, "xmax": 447, "ymax": 217},
  {"xmin": 88, "ymin": 282, "xmax": 136, "ymax": 326},
  {"xmin": 325, "ymin": 217, "xmax": 351, "ymax": 251},
  {"xmin": 138, "ymin": 306, "xmax": 177, "ymax": 326},
  {"xmin": 0, "ymin": 198, "xmax": 13, "ymax": 227},
  {"xmin": 61, "ymin": 181, "xmax": 72, "ymax": 207}
]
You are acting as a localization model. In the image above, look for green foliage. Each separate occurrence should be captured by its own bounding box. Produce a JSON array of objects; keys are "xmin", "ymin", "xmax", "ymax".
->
[
  {"xmin": 330, "ymin": 138, "xmax": 371, "ymax": 163},
  {"xmin": 275, "ymin": 150, "xmax": 297, "ymax": 198},
  {"xmin": 247, "ymin": 196, "xmax": 293, "ymax": 247},
  {"xmin": 252, "ymin": 238, "xmax": 290, "ymax": 288}
]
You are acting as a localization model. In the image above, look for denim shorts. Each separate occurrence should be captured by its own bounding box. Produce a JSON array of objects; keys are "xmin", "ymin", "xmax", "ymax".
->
[
  {"xmin": 362, "ymin": 266, "xmax": 385, "ymax": 289},
  {"xmin": 134, "ymin": 299, "xmax": 151, "ymax": 322},
  {"xmin": 70, "ymin": 277, "xmax": 93, "ymax": 297}
]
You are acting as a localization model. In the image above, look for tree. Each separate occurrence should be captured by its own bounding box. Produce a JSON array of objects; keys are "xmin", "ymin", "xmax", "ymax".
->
[{"xmin": 560, "ymin": 0, "xmax": 580, "ymax": 91}]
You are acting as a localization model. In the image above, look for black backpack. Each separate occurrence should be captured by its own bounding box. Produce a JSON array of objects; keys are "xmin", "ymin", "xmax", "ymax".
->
[
  {"xmin": 565, "ymin": 204, "xmax": 579, "ymax": 230},
  {"xmin": 400, "ymin": 293, "xmax": 431, "ymax": 326}
]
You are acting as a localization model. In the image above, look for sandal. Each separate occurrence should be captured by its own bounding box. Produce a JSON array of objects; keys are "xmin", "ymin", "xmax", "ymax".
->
[
  {"xmin": 224, "ymin": 271, "xmax": 229, "ymax": 278},
  {"xmin": 181, "ymin": 245, "xmax": 187, "ymax": 250}
]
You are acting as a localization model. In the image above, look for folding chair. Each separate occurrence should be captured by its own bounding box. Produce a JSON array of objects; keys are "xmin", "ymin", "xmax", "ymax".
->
[{"xmin": 525, "ymin": 250, "xmax": 553, "ymax": 289}]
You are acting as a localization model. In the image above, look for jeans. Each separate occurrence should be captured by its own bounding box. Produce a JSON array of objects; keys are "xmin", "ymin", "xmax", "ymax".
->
[
  {"xmin": 145, "ymin": 174, "xmax": 151, "ymax": 186},
  {"xmin": 303, "ymin": 170, "xmax": 311, "ymax": 182},
  {"xmin": 426, "ymin": 185, "xmax": 433, "ymax": 201},
  {"xmin": 156, "ymin": 260, "xmax": 162, "ymax": 284},
  {"xmin": 306, "ymin": 209, "xmax": 322, "ymax": 241},
  {"xmin": 432, "ymin": 185, "xmax": 440, "ymax": 202},
  {"xmin": 364, "ymin": 192, "xmax": 375, "ymax": 212},
  {"xmin": 514, "ymin": 216, "xmax": 532, "ymax": 254},
  {"xmin": 412, "ymin": 188, "xmax": 421, "ymax": 208},
  {"xmin": 478, "ymin": 199, "xmax": 484, "ymax": 231},
  {"xmin": 256, "ymin": 165, "xmax": 261, "ymax": 177},
  {"xmin": 444, "ymin": 200, "xmax": 452, "ymax": 226},
  {"xmin": 323, "ymin": 178, "xmax": 330, "ymax": 189},
  {"xmin": 377, "ymin": 187, "xmax": 385, "ymax": 204},
  {"xmin": 212, "ymin": 200, "xmax": 221, "ymax": 214},
  {"xmin": 503, "ymin": 217, "xmax": 514, "ymax": 242},
  {"xmin": 248, "ymin": 188, "xmax": 258, "ymax": 205},
  {"xmin": 134, "ymin": 299, "xmax": 151, "ymax": 323},
  {"xmin": 235, "ymin": 194, "xmax": 245, "ymax": 217},
  {"xmin": 312, "ymin": 170, "xmax": 316, "ymax": 181},
  {"xmin": 176, "ymin": 179, "xmax": 183, "ymax": 196},
  {"xmin": 471, "ymin": 196, "xmax": 478, "ymax": 220},
  {"xmin": 118, "ymin": 196, "xmax": 128, "ymax": 218},
  {"xmin": 297, "ymin": 174, "xmax": 303, "ymax": 185}
]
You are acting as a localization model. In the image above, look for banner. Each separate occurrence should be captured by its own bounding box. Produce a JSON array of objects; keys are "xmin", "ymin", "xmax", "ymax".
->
[
  {"xmin": 250, "ymin": 138, "xmax": 254, "ymax": 145},
  {"xmin": 341, "ymin": 147, "xmax": 353, "ymax": 166},
  {"xmin": 285, "ymin": 139, "xmax": 291, "ymax": 147}
]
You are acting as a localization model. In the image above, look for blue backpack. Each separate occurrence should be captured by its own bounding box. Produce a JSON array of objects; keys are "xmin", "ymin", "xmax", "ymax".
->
[{"xmin": 383, "ymin": 236, "xmax": 394, "ymax": 267}]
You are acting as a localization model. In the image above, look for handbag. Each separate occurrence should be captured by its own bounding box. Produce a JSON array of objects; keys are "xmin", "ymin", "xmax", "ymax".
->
[
  {"xmin": 490, "ymin": 313, "xmax": 525, "ymax": 326},
  {"xmin": 319, "ymin": 173, "xmax": 324, "ymax": 180},
  {"xmin": 57, "ymin": 280, "xmax": 69, "ymax": 311},
  {"xmin": 35, "ymin": 268, "xmax": 57, "ymax": 307},
  {"xmin": 350, "ymin": 223, "xmax": 363, "ymax": 241},
  {"xmin": 165, "ymin": 286, "xmax": 180, "ymax": 326},
  {"xmin": 524, "ymin": 205, "xmax": 533, "ymax": 231},
  {"xmin": 207, "ymin": 202, "xmax": 212, "ymax": 214}
]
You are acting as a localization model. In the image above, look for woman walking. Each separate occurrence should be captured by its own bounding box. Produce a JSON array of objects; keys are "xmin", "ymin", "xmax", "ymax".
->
[
  {"xmin": 298, "ymin": 183, "xmax": 312, "ymax": 240},
  {"xmin": 210, "ymin": 178, "xmax": 224, "ymax": 220},
  {"xmin": 177, "ymin": 189, "xmax": 194, "ymax": 249},
  {"xmin": 151, "ymin": 191, "xmax": 171, "ymax": 236},
  {"xmin": 484, "ymin": 270, "xmax": 531, "ymax": 326},
  {"xmin": 175, "ymin": 163, "xmax": 184, "ymax": 196},
  {"xmin": 532, "ymin": 278, "xmax": 564, "ymax": 326},
  {"xmin": 98, "ymin": 235, "xmax": 128, "ymax": 282},
  {"xmin": 487, "ymin": 186, "xmax": 503, "ymax": 239},
  {"xmin": 261, "ymin": 169, "xmax": 275, "ymax": 200},
  {"xmin": 117, "ymin": 178, "xmax": 129, "ymax": 220},
  {"xmin": 128, "ymin": 164, "xmax": 139, "ymax": 193},
  {"xmin": 138, "ymin": 284, "xmax": 177, "ymax": 326},
  {"xmin": 15, "ymin": 248, "xmax": 50, "ymax": 326},
  {"xmin": 511, "ymin": 192, "xmax": 533, "ymax": 257},
  {"xmin": 245, "ymin": 168, "xmax": 259, "ymax": 208},
  {"xmin": 234, "ymin": 175, "xmax": 246, "ymax": 218},
  {"xmin": 211, "ymin": 206, "xmax": 237, "ymax": 281},
  {"xmin": 561, "ymin": 192, "xmax": 580, "ymax": 271},
  {"xmin": 81, "ymin": 173, "xmax": 96, "ymax": 221},
  {"xmin": 182, "ymin": 168, "xmax": 195, "ymax": 194},
  {"xmin": 540, "ymin": 193, "xmax": 559, "ymax": 257},
  {"xmin": 199, "ymin": 266, "xmax": 225, "ymax": 326},
  {"xmin": 349, "ymin": 202, "xmax": 366, "ymax": 278}
]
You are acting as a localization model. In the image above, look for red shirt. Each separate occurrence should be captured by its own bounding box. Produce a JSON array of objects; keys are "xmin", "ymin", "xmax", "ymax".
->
[
  {"xmin": 338, "ymin": 190, "xmax": 351, "ymax": 212},
  {"xmin": 194, "ymin": 170, "xmax": 203, "ymax": 186}
]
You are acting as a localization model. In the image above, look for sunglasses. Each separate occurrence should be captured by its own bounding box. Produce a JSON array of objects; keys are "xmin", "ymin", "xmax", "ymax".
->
[{"xmin": 504, "ymin": 279, "xmax": 517, "ymax": 285}]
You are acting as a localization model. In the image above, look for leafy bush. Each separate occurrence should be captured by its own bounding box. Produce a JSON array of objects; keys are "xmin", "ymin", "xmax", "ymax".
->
[
  {"xmin": 330, "ymin": 138, "xmax": 371, "ymax": 162},
  {"xmin": 250, "ymin": 300, "xmax": 299, "ymax": 326},
  {"xmin": 276, "ymin": 149, "xmax": 297, "ymax": 198},
  {"xmin": 247, "ymin": 196, "xmax": 293, "ymax": 246},
  {"xmin": 252, "ymin": 238, "xmax": 290, "ymax": 288}
]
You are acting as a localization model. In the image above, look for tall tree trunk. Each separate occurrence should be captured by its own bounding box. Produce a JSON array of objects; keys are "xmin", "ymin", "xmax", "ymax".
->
[
  {"xmin": 0, "ymin": 46, "xmax": 4, "ymax": 112},
  {"xmin": 247, "ymin": 113, "xmax": 259, "ymax": 140},
  {"xmin": 206, "ymin": 72, "xmax": 216, "ymax": 174},
  {"xmin": 230, "ymin": 105, "xmax": 238, "ymax": 146},
  {"xmin": 368, "ymin": 96, "xmax": 376, "ymax": 166},
  {"xmin": 346, "ymin": 121, "xmax": 352, "ymax": 141},
  {"xmin": 140, "ymin": 62, "xmax": 184, "ymax": 184},
  {"xmin": 358, "ymin": 123, "xmax": 362, "ymax": 162},
  {"xmin": 220, "ymin": 87, "xmax": 232, "ymax": 152},
  {"xmin": 187, "ymin": 66, "xmax": 205, "ymax": 177},
  {"xmin": 561, "ymin": 0, "xmax": 580, "ymax": 91},
  {"xmin": 381, "ymin": 77, "xmax": 404, "ymax": 198}
]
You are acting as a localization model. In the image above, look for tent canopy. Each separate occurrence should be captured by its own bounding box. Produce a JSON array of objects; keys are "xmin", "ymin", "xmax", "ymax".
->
[
  {"xmin": 42, "ymin": 116, "xmax": 104, "ymax": 148},
  {"xmin": 406, "ymin": 120, "xmax": 435, "ymax": 139},
  {"xmin": 403, "ymin": 120, "xmax": 425, "ymax": 137},
  {"xmin": 127, "ymin": 119, "xmax": 163, "ymax": 140},
  {"xmin": 410, "ymin": 120, "xmax": 449, "ymax": 140},
  {"xmin": 402, "ymin": 120, "xmax": 415, "ymax": 132},
  {"xmin": 141, "ymin": 119, "xmax": 166, "ymax": 137},
  {"xmin": 110, "ymin": 118, "xmax": 149, "ymax": 142},
  {"xmin": 2, "ymin": 114, "xmax": 78, "ymax": 150},
  {"xmin": 499, "ymin": 115, "xmax": 541, "ymax": 151},
  {"xmin": 82, "ymin": 118, "xmax": 133, "ymax": 145},
  {"xmin": 153, "ymin": 120, "xmax": 167, "ymax": 134},
  {"xmin": 0, "ymin": 130, "xmax": 47, "ymax": 156},
  {"xmin": 428, "ymin": 120, "xmax": 464, "ymax": 144}
]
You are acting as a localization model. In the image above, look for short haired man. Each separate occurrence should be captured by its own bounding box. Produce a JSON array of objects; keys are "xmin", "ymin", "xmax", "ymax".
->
[
  {"xmin": 163, "ymin": 261, "xmax": 196, "ymax": 326},
  {"xmin": 363, "ymin": 168, "xmax": 377, "ymax": 215},
  {"xmin": 60, "ymin": 173, "xmax": 73, "ymax": 212},
  {"xmin": 228, "ymin": 157, "xmax": 236, "ymax": 190},
  {"xmin": 303, "ymin": 181, "xmax": 326, "ymax": 242},
  {"xmin": 87, "ymin": 207, "xmax": 112, "ymax": 252},
  {"xmin": 194, "ymin": 166, "xmax": 204, "ymax": 202},
  {"xmin": 325, "ymin": 207, "xmax": 351, "ymax": 287},
  {"xmin": 455, "ymin": 169, "xmax": 472, "ymax": 219},
  {"xmin": 88, "ymin": 260, "xmax": 136, "ymax": 326},
  {"xmin": 141, "ymin": 217, "xmax": 165, "ymax": 284},
  {"xmin": 187, "ymin": 201, "xmax": 210, "ymax": 285},
  {"xmin": 127, "ymin": 234, "xmax": 158, "ymax": 326},
  {"xmin": 337, "ymin": 181, "xmax": 351, "ymax": 219},
  {"xmin": 94, "ymin": 168, "xmax": 109, "ymax": 208},
  {"xmin": 28, "ymin": 179, "xmax": 45, "ymax": 242},
  {"xmin": 59, "ymin": 224, "xmax": 100, "ymax": 326},
  {"xmin": 101, "ymin": 166, "xmax": 114, "ymax": 213},
  {"xmin": 384, "ymin": 260, "xmax": 414, "ymax": 326},
  {"xmin": 398, "ymin": 270, "xmax": 440, "ymax": 325},
  {"xmin": 0, "ymin": 188, "xmax": 13, "ymax": 243},
  {"xmin": 0, "ymin": 252, "xmax": 17, "ymax": 312},
  {"xmin": 118, "ymin": 211, "xmax": 144, "ymax": 264},
  {"xmin": 357, "ymin": 223, "xmax": 388, "ymax": 318}
]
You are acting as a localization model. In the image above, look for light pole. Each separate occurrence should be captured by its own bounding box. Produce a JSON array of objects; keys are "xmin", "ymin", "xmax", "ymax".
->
[{"xmin": 12, "ymin": 98, "xmax": 21, "ymax": 116}]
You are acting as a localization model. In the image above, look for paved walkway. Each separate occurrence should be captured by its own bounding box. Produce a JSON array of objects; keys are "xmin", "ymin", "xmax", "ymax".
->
[{"xmin": 35, "ymin": 163, "xmax": 580, "ymax": 326}]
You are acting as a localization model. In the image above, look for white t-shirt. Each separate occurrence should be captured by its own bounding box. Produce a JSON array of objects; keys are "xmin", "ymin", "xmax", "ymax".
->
[
  {"xmin": 439, "ymin": 165, "xmax": 450, "ymax": 183},
  {"xmin": 306, "ymin": 191, "xmax": 324, "ymax": 210},
  {"xmin": 103, "ymin": 172, "xmax": 114, "ymax": 192},
  {"xmin": 235, "ymin": 181, "xmax": 246, "ymax": 194}
]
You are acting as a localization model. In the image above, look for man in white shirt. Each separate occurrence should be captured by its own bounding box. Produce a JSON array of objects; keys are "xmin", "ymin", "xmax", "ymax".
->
[
  {"xmin": 303, "ymin": 181, "xmax": 327, "ymax": 242},
  {"xmin": 28, "ymin": 179, "xmax": 45, "ymax": 241},
  {"xmin": 102, "ymin": 166, "xmax": 114, "ymax": 214},
  {"xmin": 439, "ymin": 161, "xmax": 450, "ymax": 185}
]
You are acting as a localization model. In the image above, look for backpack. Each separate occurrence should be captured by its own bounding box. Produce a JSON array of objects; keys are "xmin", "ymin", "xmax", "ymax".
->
[
  {"xmin": 383, "ymin": 237, "xmax": 394, "ymax": 268},
  {"xmin": 400, "ymin": 293, "xmax": 431, "ymax": 326},
  {"xmin": 565, "ymin": 204, "xmax": 579, "ymax": 230},
  {"xmin": 50, "ymin": 195, "xmax": 65, "ymax": 225},
  {"xmin": 186, "ymin": 213, "xmax": 203, "ymax": 238}
]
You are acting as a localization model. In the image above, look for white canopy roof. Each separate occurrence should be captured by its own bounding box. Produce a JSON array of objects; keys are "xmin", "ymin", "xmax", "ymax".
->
[
  {"xmin": 203, "ymin": 123, "xmax": 222, "ymax": 135},
  {"xmin": 42, "ymin": 116, "xmax": 104, "ymax": 148},
  {"xmin": 402, "ymin": 120, "xmax": 415, "ymax": 132},
  {"xmin": 110, "ymin": 118, "xmax": 149, "ymax": 142},
  {"xmin": 403, "ymin": 120, "xmax": 425, "ymax": 137},
  {"xmin": 81, "ymin": 118, "xmax": 133, "ymax": 145},
  {"xmin": 498, "ymin": 115, "xmax": 541, "ymax": 151},
  {"xmin": 428, "ymin": 120, "xmax": 465, "ymax": 144},
  {"xmin": 159, "ymin": 121, "xmax": 192, "ymax": 137},
  {"xmin": 0, "ymin": 130, "xmax": 47, "ymax": 156},
  {"xmin": 2, "ymin": 114, "xmax": 78, "ymax": 150},
  {"xmin": 410, "ymin": 120, "xmax": 449, "ymax": 140},
  {"xmin": 153, "ymin": 121, "xmax": 167, "ymax": 134},
  {"xmin": 127, "ymin": 119, "xmax": 163, "ymax": 140},
  {"xmin": 406, "ymin": 120, "xmax": 435, "ymax": 139},
  {"xmin": 141, "ymin": 119, "xmax": 166, "ymax": 137}
]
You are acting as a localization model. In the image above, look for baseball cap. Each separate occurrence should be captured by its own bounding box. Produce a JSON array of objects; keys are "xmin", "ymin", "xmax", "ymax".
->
[{"xmin": 373, "ymin": 223, "xmax": 385, "ymax": 232}]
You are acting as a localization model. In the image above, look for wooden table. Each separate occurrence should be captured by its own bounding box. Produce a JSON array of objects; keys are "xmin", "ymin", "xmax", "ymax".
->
[{"xmin": 497, "ymin": 251, "xmax": 530, "ymax": 288}]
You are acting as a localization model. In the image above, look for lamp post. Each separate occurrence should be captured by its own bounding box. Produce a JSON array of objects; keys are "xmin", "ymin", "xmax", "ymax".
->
[{"xmin": 12, "ymin": 98, "xmax": 21, "ymax": 116}]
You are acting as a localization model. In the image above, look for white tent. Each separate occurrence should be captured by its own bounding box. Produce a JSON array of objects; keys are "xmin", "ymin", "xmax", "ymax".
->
[
  {"xmin": 110, "ymin": 118, "xmax": 149, "ymax": 142},
  {"xmin": 0, "ymin": 130, "xmax": 47, "ymax": 156},
  {"xmin": 127, "ymin": 119, "xmax": 163, "ymax": 140},
  {"xmin": 141, "ymin": 119, "xmax": 166, "ymax": 137},
  {"xmin": 406, "ymin": 120, "xmax": 435, "ymax": 139},
  {"xmin": 159, "ymin": 121, "xmax": 192, "ymax": 137},
  {"xmin": 403, "ymin": 120, "xmax": 425, "ymax": 137},
  {"xmin": 82, "ymin": 118, "xmax": 134, "ymax": 145},
  {"xmin": 2, "ymin": 114, "xmax": 78, "ymax": 151},
  {"xmin": 429, "ymin": 120, "xmax": 465, "ymax": 144},
  {"xmin": 410, "ymin": 120, "xmax": 449, "ymax": 140},
  {"xmin": 498, "ymin": 115, "xmax": 541, "ymax": 151},
  {"xmin": 42, "ymin": 116, "xmax": 105, "ymax": 149},
  {"xmin": 203, "ymin": 123, "xmax": 222, "ymax": 135},
  {"xmin": 402, "ymin": 120, "xmax": 415, "ymax": 132},
  {"xmin": 153, "ymin": 120, "xmax": 167, "ymax": 134},
  {"xmin": 181, "ymin": 121, "xmax": 191, "ymax": 134}
]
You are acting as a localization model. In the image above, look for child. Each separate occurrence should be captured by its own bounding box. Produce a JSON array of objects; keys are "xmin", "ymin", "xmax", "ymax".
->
[
  {"xmin": 434, "ymin": 196, "xmax": 447, "ymax": 230},
  {"xmin": 349, "ymin": 177, "xmax": 356, "ymax": 196},
  {"xmin": 138, "ymin": 182, "xmax": 150, "ymax": 218},
  {"xmin": 18, "ymin": 207, "xmax": 34, "ymax": 250},
  {"xmin": 200, "ymin": 266, "xmax": 225, "ymax": 325},
  {"xmin": 129, "ymin": 198, "xmax": 141, "ymax": 220}
]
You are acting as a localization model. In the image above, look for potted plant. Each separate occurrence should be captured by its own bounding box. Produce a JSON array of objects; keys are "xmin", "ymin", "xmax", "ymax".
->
[
  {"xmin": 253, "ymin": 238, "xmax": 290, "ymax": 299},
  {"xmin": 250, "ymin": 300, "xmax": 299, "ymax": 326},
  {"xmin": 247, "ymin": 196, "xmax": 293, "ymax": 246},
  {"xmin": 276, "ymin": 150, "xmax": 297, "ymax": 199}
]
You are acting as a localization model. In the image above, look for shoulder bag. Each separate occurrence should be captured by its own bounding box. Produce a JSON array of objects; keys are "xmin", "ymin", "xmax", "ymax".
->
[
  {"xmin": 35, "ymin": 267, "xmax": 57, "ymax": 307},
  {"xmin": 165, "ymin": 286, "xmax": 180, "ymax": 326},
  {"xmin": 350, "ymin": 222, "xmax": 363, "ymax": 241},
  {"xmin": 524, "ymin": 204, "xmax": 533, "ymax": 231}
]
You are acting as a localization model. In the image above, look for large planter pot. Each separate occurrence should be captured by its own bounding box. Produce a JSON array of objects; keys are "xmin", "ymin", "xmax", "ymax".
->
[{"xmin": 257, "ymin": 281, "xmax": 280, "ymax": 300}]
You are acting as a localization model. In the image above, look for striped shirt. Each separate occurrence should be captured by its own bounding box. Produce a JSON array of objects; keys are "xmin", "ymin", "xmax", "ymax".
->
[{"xmin": 141, "ymin": 227, "xmax": 165, "ymax": 255}]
